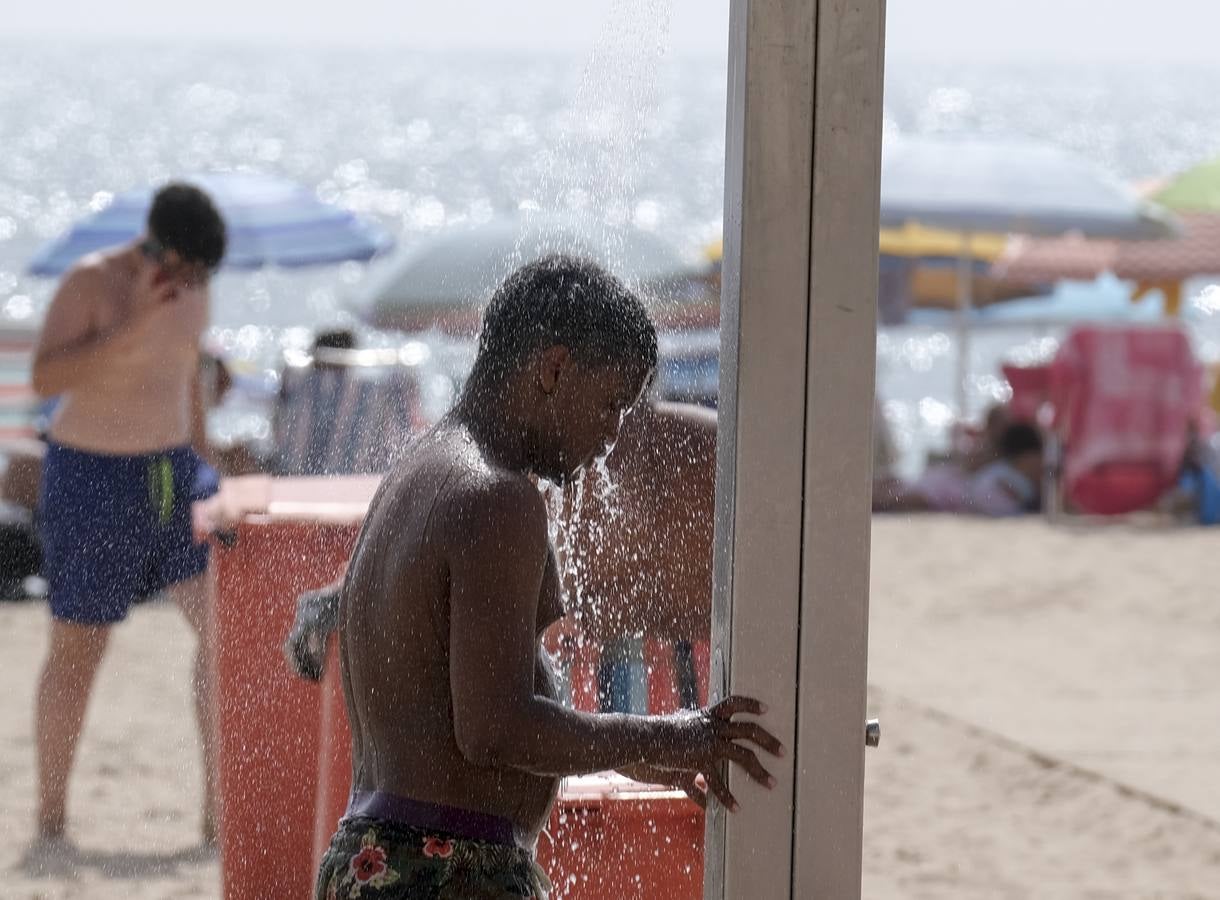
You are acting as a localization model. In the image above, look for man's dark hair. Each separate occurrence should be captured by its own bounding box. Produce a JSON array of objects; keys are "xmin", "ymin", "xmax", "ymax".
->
[
  {"xmin": 467, "ymin": 254, "xmax": 658, "ymax": 391},
  {"xmin": 998, "ymin": 422, "xmax": 1043, "ymax": 459},
  {"xmin": 147, "ymin": 182, "xmax": 226, "ymax": 270}
]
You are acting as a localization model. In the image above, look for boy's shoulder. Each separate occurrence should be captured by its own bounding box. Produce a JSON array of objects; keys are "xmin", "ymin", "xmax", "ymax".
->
[{"xmin": 394, "ymin": 430, "xmax": 546, "ymax": 534}]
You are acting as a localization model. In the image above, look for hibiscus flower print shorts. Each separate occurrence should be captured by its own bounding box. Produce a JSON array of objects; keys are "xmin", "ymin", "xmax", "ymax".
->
[{"xmin": 315, "ymin": 816, "xmax": 551, "ymax": 899}]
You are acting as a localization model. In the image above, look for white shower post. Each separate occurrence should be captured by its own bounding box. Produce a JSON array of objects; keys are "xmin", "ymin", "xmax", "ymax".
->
[{"xmin": 706, "ymin": 1, "xmax": 886, "ymax": 898}]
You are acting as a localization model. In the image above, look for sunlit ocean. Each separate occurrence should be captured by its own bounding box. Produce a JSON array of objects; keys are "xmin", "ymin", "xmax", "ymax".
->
[{"xmin": 2, "ymin": 40, "xmax": 1220, "ymax": 472}]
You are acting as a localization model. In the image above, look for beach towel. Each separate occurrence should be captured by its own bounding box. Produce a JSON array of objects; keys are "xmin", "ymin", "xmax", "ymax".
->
[{"xmin": 1049, "ymin": 326, "xmax": 1202, "ymax": 515}]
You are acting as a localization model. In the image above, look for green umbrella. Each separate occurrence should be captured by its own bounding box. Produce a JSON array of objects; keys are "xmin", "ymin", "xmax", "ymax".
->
[{"xmin": 1154, "ymin": 158, "xmax": 1220, "ymax": 212}]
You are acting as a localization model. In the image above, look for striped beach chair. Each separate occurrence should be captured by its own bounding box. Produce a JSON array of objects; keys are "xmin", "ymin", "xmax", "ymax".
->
[{"xmin": 271, "ymin": 353, "xmax": 428, "ymax": 477}]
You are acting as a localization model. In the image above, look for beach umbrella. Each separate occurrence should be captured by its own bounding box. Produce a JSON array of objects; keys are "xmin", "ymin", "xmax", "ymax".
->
[
  {"xmin": 994, "ymin": 232, "xmax": 1209, "ymax": 318},
  {"xmin": 877, "ymin": 222, "xmax": 1030, "ymax": 321},
  {"xmin": 1109, "ymin": 159, "xmax": 1220, "ymax": 309},
  {"xmin": 354, "ymin": 214, "xmax": 700, "ymax": 333},
  {"xmin": 907, "ymin": 263, "xmax": 1046, "ymax": 311},
  {"xmin": 27, "ymin": 171, "xmax": 393, "ymax": 276},
  {"xmin": 881, "ymin": 137, "xmax": 1176, "ymax": 240},
  {"xmin": 879, "ymin": 222, "xmax": 1008, "ymax": 260},
  {"xmin": 1152, "ymin": 157, "xmax": 1220, "ymax": 212},
  {"xmin": 992, "ymin": 234, "xmax": 1120, "ymax": 285},
  {"xmin": 880, "ymin": 136, "xmax": 1178, "ymax": 414},
  {"xmin": 1002, "ymin": 225, "xmax": 1220, "ymax": 318}
]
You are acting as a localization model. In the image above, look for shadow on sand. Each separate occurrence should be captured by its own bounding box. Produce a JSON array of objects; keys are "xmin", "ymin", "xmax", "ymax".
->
[{"xmin": 17, "ymin": 836, "xmax": 216, "ymax": 879}]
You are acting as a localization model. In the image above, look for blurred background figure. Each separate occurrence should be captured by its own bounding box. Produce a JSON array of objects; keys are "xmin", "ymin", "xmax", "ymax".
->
[{"xmin": 29, "ymin": 183, "xmax": 226, "ymax": 846}]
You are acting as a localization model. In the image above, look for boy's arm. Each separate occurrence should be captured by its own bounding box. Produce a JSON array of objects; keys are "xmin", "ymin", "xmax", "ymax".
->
[
  {"xmin": 445, "ymin": 476, "xmax": 781, "ymax": 801},
  {"xmin": 538, "ymin": 628, "xmax": 709, "ymax": 805}
]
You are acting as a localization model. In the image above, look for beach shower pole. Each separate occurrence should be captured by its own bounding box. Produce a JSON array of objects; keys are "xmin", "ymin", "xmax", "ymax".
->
[{"xmin": 707, "ymin": 1, "xmax": 885, "ymax": 898}]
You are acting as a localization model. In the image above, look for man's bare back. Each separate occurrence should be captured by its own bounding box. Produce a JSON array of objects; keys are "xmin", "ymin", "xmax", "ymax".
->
[{"xmin": 340, "ymin": 422, "xmax": 564, "ymax": 845}]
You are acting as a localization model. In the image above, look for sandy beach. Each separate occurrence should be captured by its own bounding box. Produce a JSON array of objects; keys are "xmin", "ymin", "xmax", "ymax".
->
[{"xmin": 1, "ymin": 516, "xmax": 1218, "ymax": 898}]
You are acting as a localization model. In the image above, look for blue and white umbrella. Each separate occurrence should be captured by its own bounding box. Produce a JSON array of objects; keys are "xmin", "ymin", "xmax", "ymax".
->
[{"xmin": 27, "ymin": 171, "xmax": 393, "ymax": 276}]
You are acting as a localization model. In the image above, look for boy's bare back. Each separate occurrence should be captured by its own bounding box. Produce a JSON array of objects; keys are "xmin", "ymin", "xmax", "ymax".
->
[
  {"xmin": 339, "ymin": 423, "xmax": 564, "ymax": 845},
  {"xmin": 323, "ymin": 258, "xmax": 780, "ymax": 886}
]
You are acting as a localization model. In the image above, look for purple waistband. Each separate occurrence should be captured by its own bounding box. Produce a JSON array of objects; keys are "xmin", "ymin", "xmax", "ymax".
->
[{"xmin": 345, "ymin": 790, "xmax": 518, "ymax": 846}]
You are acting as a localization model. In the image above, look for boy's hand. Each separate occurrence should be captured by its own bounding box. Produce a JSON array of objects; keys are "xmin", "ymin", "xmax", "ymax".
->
[
  {"xmin": 655, "ymin": 695, "xmax": 784, "ymax": 812},
  {"xmin": 617, "ymin": 764, "xmax": 710, "ymax": 809}
]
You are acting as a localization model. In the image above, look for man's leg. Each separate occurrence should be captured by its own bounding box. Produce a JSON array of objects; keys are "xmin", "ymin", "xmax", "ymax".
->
[
  {"xmin": 166, "ymin": 567, "xmax": 218, "ymax": 843},
  {"xmin": 35, "ymin": 618, "xmax": 110, "ymax": 840}
]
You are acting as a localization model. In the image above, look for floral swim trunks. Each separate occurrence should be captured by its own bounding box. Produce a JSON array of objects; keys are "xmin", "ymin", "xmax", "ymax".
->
[{"xmin": 315, "ymin": 808, "xmax": 551, "ymax": 900}]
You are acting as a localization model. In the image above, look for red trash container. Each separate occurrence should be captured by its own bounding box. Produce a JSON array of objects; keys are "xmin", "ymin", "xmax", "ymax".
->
[{"xmin": 208, "ymin": 476, "xmax": 376, "ymax": 900}]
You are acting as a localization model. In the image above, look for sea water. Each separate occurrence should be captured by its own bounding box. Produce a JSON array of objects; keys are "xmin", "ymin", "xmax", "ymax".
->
[{"xmin": 2, "ymin": 41, "xmax": 1220, "ymax": 473}]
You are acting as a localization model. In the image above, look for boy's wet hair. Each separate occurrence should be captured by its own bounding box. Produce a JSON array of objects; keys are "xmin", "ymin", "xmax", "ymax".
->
[
  {"xmin": 147, "ymin": 183, "xmax": 227, "ymax": 271},
  {"xmin": 998, "ymin": 422, "xmax": 1043, "ymax": 458},
  {"xmin": 468, "ymin": 254, "xmax": 658, "ymax": 390}
]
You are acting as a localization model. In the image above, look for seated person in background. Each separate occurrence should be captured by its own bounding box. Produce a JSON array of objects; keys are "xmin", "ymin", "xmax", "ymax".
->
[
  {"xmin": 1164, "ymin": 424, "xmax": 1220, "ymax": 525},
  {"xmin": 960, "ymin": 403, "xmax": 1013, "ymax": 472},
  {"xmin": 874, "ymin": 402, "xmax": 1013, "ymax": 513},
  {"xmin": 875, "ymin": 420, "xmax": 1042, "ymax": 517},
  {"xmin": 965, "ymin": 422, "xmax": 1043, "ymax": 517}
]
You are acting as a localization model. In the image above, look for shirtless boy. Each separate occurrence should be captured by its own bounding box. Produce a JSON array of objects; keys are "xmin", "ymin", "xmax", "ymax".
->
[
  {"xmin": 316, "ymin": 256, "xmax": 781, "ymax": 899},
  {"xmin": 30, "ymin": 184, "xmax": 225, "ymax": 843}
]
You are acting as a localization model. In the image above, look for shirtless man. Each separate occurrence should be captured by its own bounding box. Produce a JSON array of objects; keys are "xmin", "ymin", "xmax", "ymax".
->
[
  {"xmin": 30, "ymin": 183, "xmax": 226, "ymax": 844},
  {"xmin": 315, "ymin": 256, "xmax": 781, "ymax": 899}
]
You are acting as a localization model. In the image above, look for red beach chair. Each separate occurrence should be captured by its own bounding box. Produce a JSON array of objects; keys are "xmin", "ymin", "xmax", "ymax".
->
[
  {"xmin": 1001, "ymin": 362, "xmax": 1052, "ymax": 424},
  {"xmin": 1045, "ymin": 325, "xmax": 1203, "ymax": 516}
]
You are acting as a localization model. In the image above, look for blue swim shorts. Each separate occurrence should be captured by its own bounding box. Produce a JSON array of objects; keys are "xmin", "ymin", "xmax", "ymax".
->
[{"xmin": 39, "ymin": 441, "xmax": 219, "ymax": 625}]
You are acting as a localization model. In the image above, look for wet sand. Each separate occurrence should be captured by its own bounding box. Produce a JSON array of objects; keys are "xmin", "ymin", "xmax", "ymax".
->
[{"xmin": 1, "ymin": 517, "xmax": 1218, "ymax": 898}]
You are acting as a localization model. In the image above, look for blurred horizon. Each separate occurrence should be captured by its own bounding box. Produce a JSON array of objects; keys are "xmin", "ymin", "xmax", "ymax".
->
[
  {"xmin": 4, "ymin": 1, "xmax": 1220, "ymax": 470},
  {"xmin": 5, "ymin": 0, "xmax": 1220, "ymax": 65}
]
